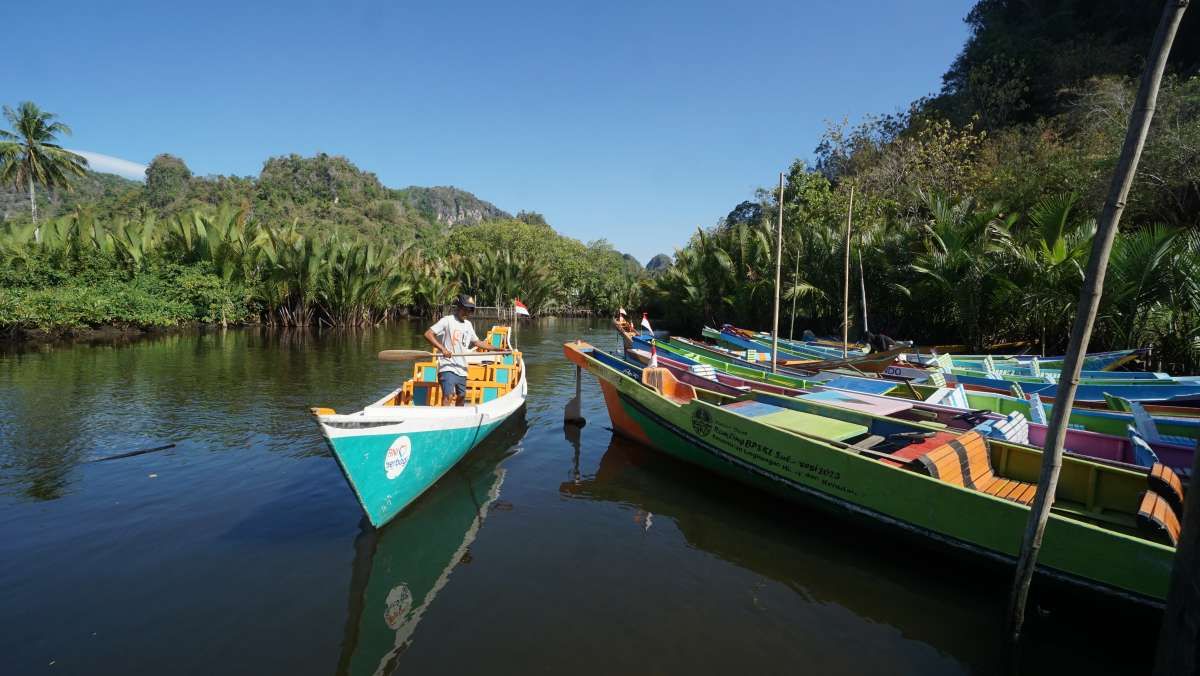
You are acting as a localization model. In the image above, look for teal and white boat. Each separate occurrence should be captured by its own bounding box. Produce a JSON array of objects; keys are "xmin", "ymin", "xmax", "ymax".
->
[{"xmin": 312, "ymin": 325, "xmax": 526, "ymax": 528}]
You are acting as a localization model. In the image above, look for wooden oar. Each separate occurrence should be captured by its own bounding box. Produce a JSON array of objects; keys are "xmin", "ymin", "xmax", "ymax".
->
[{"xmin": 377, "ymin": 349, "xmax": 511, "ymax": 362}]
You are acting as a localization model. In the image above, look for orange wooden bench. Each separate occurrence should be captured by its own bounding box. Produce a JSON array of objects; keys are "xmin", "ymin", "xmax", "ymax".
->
[{"xmin": 905, "ymin": 431, "xmax": 1038, "ymax": 505}]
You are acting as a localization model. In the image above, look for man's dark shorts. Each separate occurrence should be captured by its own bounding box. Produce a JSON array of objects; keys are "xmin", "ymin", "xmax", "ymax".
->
[{"xmin": 439, "ymin": 370, "xmax": 467, "ymax": 400}]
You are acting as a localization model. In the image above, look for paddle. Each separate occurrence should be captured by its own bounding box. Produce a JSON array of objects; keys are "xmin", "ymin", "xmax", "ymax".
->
[{"xmin": 377, "ymin": 349, "xmax": 511, "ymax": 362}]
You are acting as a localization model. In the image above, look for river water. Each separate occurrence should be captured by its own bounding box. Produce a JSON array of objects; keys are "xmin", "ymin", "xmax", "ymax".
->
[{"xmin": 0, "ymin": 319, "xmax": 1158, "ymax": 675}]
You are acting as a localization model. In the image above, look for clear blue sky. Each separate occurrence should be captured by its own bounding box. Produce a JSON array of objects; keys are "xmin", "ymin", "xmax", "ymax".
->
[{"xmin": 3, "ymin": 0, "xmax": 974, "ymax": 263}]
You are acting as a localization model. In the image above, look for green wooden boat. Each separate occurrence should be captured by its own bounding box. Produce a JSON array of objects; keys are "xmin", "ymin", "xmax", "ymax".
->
[
  {"xmin": 565, "ymin": 340, "xmax": 1182, "ymax": 605},
  {"xmin": 653, "ymin": 335, "xmax": 1200, "ymax": 444}
]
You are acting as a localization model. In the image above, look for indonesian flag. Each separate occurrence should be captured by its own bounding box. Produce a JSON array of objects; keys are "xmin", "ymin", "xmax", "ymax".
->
[
  {"xmin": 641, "ymin": 313, "xmax": 653, "ymax": 333},
  {"xmin": 513, "ymin": 299, "xmax": 530, "ymax": 317}
]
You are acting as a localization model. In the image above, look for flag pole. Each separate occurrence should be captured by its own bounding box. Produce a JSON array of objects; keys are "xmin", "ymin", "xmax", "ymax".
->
[{"xmin": 771, "ymin": 172, "xmax": 784, "ymax": 374}]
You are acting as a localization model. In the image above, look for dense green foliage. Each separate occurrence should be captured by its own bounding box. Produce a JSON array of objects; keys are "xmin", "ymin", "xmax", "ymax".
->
[
  {"xmin": 644, "ymin": 2, "xmax": 1200, "ymax": 370},
  {"xmin": 0, "ymin": 203, "xmax": 644, "ymax": 336},
  {"xmin": 0, "ymin": 138, "xmax": 646, "ymax": 336}
]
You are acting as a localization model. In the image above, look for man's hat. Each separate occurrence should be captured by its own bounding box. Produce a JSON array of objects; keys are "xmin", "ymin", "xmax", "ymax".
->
[{"xmin": 454, "ymin": 294, "xmax": 477, "ymax": 309}]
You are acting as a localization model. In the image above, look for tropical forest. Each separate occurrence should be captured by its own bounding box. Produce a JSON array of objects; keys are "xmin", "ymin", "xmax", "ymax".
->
[{"xmin": 3, "ymin": 0, "xmax": 1200, "ymax": 372}]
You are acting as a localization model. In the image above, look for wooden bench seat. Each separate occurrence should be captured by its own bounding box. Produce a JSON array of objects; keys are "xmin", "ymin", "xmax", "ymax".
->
[
  {"xmin": 1137, "ymin": 491, "xmax": 1181, "ymax": 545},
  {"xmin": 906, "ymin": 431, "xmax": 1038, "ymax": 505}
]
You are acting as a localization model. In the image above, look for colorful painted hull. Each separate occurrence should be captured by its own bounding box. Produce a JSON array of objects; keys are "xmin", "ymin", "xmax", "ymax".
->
[
  {"xmin": 705, "ymin": 325, "xmax": 858, "ymax": 361},
  {"xmin": 638, "ymin": 335, "xmax": 925, "ymax": 398},
  {"xmin": 624, "ymin": 346, "xmax": 1194, "ymax": 474},
  {"xmin": 949, "ymin": 371, "xmax": 1200, "ymax": 405},
  {"xmin": 566, "ymin": 341, "xmax": 1176, "ymax": 604},
  {"xmin": 313, "ymin": 359, "xmax": 526, "ymax": 528},
  {"xmin": 904, "ymin": 349, "xmax": 1145, "ymax": 372},
  {"xmin": 956, "ymin": 389, "xmax": 1200, "ymax": 446}
]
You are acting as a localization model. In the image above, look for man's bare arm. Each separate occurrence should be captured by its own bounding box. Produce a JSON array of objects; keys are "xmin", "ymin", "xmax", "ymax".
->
[{"xmin": 424, "ymin": 329, "xmax": 452, "ymax": 356}]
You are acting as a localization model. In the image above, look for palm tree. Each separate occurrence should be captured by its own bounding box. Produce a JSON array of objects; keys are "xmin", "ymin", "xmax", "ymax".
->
[{"xmin": 0, "ymin": 102, "xmax": 88, "ymax": 242}]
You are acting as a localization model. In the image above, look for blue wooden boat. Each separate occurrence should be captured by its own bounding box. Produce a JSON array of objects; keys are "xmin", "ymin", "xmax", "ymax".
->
[{"xmin": 311, "ymin": 326, "xmax": 526, "ymax": 528}]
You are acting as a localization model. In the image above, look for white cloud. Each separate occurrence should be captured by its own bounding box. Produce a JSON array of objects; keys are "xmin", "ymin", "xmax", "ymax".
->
[{"xmin": 69, "ymin": 150, "xmax": 147, "ymax": 181}]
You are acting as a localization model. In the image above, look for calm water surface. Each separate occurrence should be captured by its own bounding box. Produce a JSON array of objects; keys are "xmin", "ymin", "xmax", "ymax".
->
[{"xmin": 0, "ymin": 319, "xmax": 1158, "ymax": 675}]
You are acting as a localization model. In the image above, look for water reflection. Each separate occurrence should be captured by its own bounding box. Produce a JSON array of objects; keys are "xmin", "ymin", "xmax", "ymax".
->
[
  {"xmin": 559, "ymin": 433, "xmax": 1159, "ymax": 674},
  {"xmin": 336, "ymin": 415, "xmax": 525, "ymax": 676}
]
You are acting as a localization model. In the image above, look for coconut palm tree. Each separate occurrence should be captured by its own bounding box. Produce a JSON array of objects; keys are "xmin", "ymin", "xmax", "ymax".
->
[{"xmin": 0, "ymin": 102, "xmax": 88, "ymax": 242}]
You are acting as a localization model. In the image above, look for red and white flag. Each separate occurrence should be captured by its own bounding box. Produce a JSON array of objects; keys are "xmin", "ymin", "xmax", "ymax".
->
[
  {"xmin": 641, "ymin": 313, "xmax": 653, "ymax": 333},
  {"xmin": 513, "ymin": 299, "xmax": 530, "ymax": 317}
]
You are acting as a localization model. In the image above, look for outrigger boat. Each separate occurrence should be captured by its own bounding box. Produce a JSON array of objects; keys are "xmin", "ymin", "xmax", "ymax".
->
[
  {"xmin": 641, "ymin": 334, "xmax": 1200, "ymax": 461},
  {"xmin": 311, "ymin": 326, "xmax": 526, "ymax": 528},
  {"xmin": 903, "ymin": 348, "xmax": 1146, "ymax": 373},
  {"xmin": 705, "ymin": 325, "xmax": 869, "ymax": 361},
  {"xmin": 565, "ymin": 339, "xmax": 1184, "ymax": 604},
  {"xmin": 620, "ymin": 343, "xmax": 1196, "ymax": 475}
]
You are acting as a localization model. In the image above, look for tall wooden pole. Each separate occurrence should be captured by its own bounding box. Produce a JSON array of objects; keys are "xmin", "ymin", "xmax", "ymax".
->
[
  {"xmin": 858, "ymin": 248, "xmax": 869, "ymax": 336},
  {"xmin": 1007, "ymin": 0, "xmax": 1189, "ymax": 645},
  {"xmin": 841, "ymin": 185, "xmax": 855, "ymax": 358},
  {"xmin": 789, "ymin": 244, "xmax": 801, "ymax": 340},
  {"xmin": 770, "ymin": 172, "xmax": 784, "ymax": 373}
]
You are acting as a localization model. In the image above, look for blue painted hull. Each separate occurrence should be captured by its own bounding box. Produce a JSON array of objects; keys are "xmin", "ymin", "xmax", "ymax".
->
[
  {"xmin": 952, "ymin": 372, "xmax": 1200, "ymax": 404},
  {"xmin": 327, "ymin": 419, "xmax": 505, "ymax": 528}
]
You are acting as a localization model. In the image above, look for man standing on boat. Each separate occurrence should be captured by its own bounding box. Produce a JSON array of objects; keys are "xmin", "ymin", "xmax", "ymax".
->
[{"xmin": 424, "ymin": 294, "xmax": 496, "ymax": 406}]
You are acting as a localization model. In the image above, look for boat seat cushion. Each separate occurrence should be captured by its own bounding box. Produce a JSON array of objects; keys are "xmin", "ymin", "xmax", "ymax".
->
[
  {"xmin": 906, "ymin": 431, "xmax": 1037, "ymax": 505},
  {"xmin": 1137, "ymin": 491, "xmax": 1181, "ymax": 546}
]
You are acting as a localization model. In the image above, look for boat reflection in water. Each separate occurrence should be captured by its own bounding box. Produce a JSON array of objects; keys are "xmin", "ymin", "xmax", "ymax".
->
[
  {"xmin": 336, "ymin": 414, "xmax": 525, "ymax": 676},
  {"xmin": 559, "ymin": 432, "xmax": 1159, "ymax": 673}
]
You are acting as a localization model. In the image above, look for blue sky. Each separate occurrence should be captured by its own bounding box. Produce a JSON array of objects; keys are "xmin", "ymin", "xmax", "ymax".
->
[{"xmin": 3, "ymin": 0, "xmax": 974, "ymax": 263}]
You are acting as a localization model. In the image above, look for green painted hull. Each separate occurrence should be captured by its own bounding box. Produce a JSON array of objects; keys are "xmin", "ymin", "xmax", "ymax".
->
[{"xmin": 574, "ymin": 346, "xmax": 1174, "ymax": 604}]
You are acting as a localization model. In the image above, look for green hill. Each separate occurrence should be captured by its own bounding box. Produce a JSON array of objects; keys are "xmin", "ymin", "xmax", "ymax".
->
[{"xmin": 1, "ymin": 153, "xmax": 512, "ymax": 247}]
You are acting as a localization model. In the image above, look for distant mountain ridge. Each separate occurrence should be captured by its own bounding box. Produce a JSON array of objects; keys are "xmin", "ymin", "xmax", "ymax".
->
[{"xmin": 0, "ymin": 153, "xmax": 511, "ymax": 243}]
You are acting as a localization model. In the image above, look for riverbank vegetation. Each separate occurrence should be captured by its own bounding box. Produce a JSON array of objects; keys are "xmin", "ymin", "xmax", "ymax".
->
[
  {"xmin": 1, "ymin": 141, "xmax": 643, "ymax": 336},
  {"xmin": 641, "ymin": 2, "xmax": 1200, "ymax": 370},
  {"xmin": 0, "ymin": 206, "xmax": 642, "ymax": 336}
]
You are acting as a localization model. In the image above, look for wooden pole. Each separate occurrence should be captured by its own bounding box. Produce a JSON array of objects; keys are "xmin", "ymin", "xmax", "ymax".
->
[
  {"xmin": 858, "ymin": 247, "xmax": 869, "ymax": 336},
  {"xmin": 841, "ymin": 185, "xmax": 855, "ymax": 358},
  {"xmin": 1007, "ymin": 0, "xmax": 1189, "ymax": 645},
  {"xmin": 789, "ymin": 244, "xmax": 801, "ymax": 340},
  {"xmin": 771, "ymin": 172, "xmax": 784, "ymax": 374}
]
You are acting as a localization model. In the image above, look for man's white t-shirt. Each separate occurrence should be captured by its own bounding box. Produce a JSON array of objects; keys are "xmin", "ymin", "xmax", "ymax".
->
[{"xmin": 429, "ymin": 314, "xmax": 479, "ymax": 377}]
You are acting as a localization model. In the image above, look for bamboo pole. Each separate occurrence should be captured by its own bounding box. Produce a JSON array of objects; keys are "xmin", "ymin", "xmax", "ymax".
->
[
  {"xmin": 841, "ymin": 185, "xmax": 855, "ymax": 358},
  {"xmin": 771, "ymin": 172, "xmax": 784, "ymax": 374},
  {"xmin": 858, "ymin": 247, "xmax": 869, "ymax": 336},
  {"xmin": 1007, "ymin": 0, "xmax": 1189, "ymax": 645},
  {"xmin": 789, "ymin": 244, "xmax": 801, "ymax": 340}
]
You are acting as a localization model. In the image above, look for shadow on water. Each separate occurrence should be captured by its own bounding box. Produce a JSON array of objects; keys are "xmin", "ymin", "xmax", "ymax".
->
[
  {"xmin": 335, "ymin": 412, "xmax": 527, "ymax": 676},
  {"xmin": 560, "ymin": 430, "xmax": 1161, "ymax": 675}
]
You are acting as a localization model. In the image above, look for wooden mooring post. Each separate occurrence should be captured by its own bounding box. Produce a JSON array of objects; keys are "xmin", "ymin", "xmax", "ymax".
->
[
  {"xmin": 770, "ymin": 172, "xmax": 784, "ymax": 374},
  {"xmin": 1007, "ymin": 0, "xmax": 1190, "ymax": 647}
]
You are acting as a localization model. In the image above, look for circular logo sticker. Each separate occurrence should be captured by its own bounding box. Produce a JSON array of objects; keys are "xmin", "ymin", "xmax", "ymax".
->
[
  {"xmin": 384, "ymin": 436, "xmax": 412, "ymax": 480},
  {"xmin": 692, "ymin": 408, "xmax": 712, "ymax": 437},
  {"xmin": 383, "ymin": 583, "xmax": 413, "ymax": 630}
]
